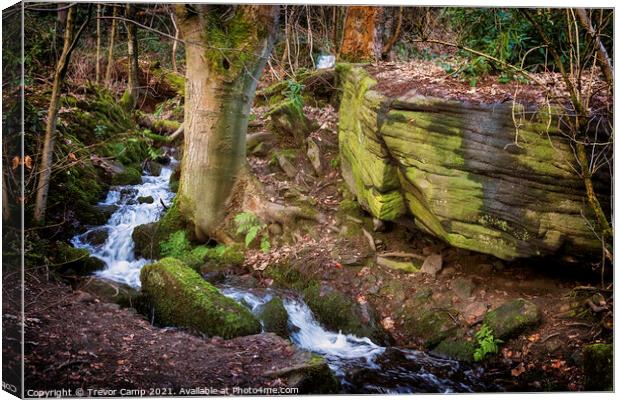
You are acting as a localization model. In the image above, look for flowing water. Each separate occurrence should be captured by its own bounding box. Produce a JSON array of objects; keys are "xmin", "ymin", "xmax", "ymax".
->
[{"xmin": 71, "ymin": 159, "xmax": 496, "ymax": 393}]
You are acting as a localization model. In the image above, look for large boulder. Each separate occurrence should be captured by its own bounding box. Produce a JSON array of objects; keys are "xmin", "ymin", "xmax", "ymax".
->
[
  {"xmin": 54, "ymin": 242, "xmax": 105, "ymax": 275},
  {"xmin": 264, "ymin": 350, "xmax": 340, "ymax": 394},
  {"xmin": 337, "ymin": 64, "xmax": 608, "ymax": 260},
  {"xmin": 140, "ymin": 258, "xmax": 261, "ymax": 339}
]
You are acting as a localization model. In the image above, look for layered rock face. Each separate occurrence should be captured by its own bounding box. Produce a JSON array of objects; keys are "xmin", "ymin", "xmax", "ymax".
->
[{"xmin": 338, "ymin": 64, "xmax": 607, "ymax": 260}]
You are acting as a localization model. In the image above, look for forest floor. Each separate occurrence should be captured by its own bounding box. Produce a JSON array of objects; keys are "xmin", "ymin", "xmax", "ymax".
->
[{"xmin": 14, "ymin": 60, "xmax": 612, "ymax": 393}]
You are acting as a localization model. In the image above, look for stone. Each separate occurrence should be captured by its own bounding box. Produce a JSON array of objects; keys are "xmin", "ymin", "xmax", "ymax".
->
[
  {"xmin": 421, "ymin": 254, "xmax": 443, "ymax": 277},
  {"xmin": 582, "ymin": 343, "xmax": 613, "ymax": 391},
  {"xmin": 463, "ymin": 301, "xmax": 487, "ymax": 325},
  {"xmin": 306, "ymin": 138, "xmax": 322, "ymax": 175},
  {"xmin": 264, "ymin": 350, "xmax": 340, "ymax": 394},
  {"xmin": 452, "ymin": 277, "xmax": 475, "ymax": 299},
  {"xmin": 258, "ymin": 297, "xmax": 290, "ymax": 338},
  {"xmin": 140, "ymin": 258, "xmax": 261, "ymax": 339},
  {"xmin": 83, "ymin": 228, "xmax": 109, "ymax": 246},
  {"xmin": 432, "ymin": 336, "xmax": 476, "ymax": 362},
  {"xmin": 94, "ymin": 204, "xmax": 118, "ymax": 220},
  {"xmin": 111, "ymin": 166, "xmax": 142, "ymax": 186},
  {"xmin": 146, "ymin": 160, "xmax": 163, "ymax": 176},
  {"xmin": 267, "ymin": 99, "xmax": 314, "ymax": 144},
  {"xmin": 138, "ymin": 195, "xmax": 154, "ymax": 204},
  {"xmin": 54, "ymin": 242, "xmax": 105, "ymax": 275},
  {"xmin": 376, "ymin": 256, "xmax": 420, "ymax": 273},
  {"xmin": 77, "ymin": 277, "xmax": 140, "ymax": 308},
  {"xmin": 276, "ymin": 152, "xmax": 297, "ymax": 178},
  {"xmin": 483, "ymin": 298, "xmax": 541, "ymax": 340},
  {"xmin": 337, "ymin": 65, "xmax": 607, "ymax": 260},
  {"xmin": 132, "ymin": 222, "xmax": 159, "ymax": 259}
]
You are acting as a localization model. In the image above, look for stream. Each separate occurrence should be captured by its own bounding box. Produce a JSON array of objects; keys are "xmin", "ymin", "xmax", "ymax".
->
[{"xmin": 71, "ymin": 159, "xmax": 496, "ymax": 394}]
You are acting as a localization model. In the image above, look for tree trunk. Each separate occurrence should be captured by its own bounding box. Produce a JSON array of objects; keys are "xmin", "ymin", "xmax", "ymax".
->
[
  {"xmin": 104, "ymin": 5, "xmax": 118, "ymax": 87},
  {"xmin": 175, "ymin": 5, "xmax": 279, "ymax": 241},
  {"xmin": 33, "ymin": 6, "xmax": 77, "ymax": 223},
  {"xmin": 123, "ymin": 4, "xmax": 139, "ymax": 109},
  {"xmin": 95, "ymin": 4, "xmax": 101, "ymax": 84},
  {"xmin": 170, "ymin": 12, "xmax": 179, "ymax": 73},
  {"xmin": 575, "ymin": 8, "xmax": 613, "ymax": 87},
  {"xmin": 382, "ymin": 6, "xmax": 403, "ymax": 59},
  {"xmin": 339, "ymin": 6, "xmax": 382, "ymax": 61}
]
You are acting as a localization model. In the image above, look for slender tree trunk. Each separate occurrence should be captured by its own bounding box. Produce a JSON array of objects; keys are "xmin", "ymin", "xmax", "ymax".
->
[
  {"xmin": 2, "ymin": 174, "xmax": 10, "ymax": 221},
  {"xmin": 33, "ymin": 6, "xmax": 77, "ymax": 223},
  {"xmin": 382, "ymin": 6, "xmax": 403, "ymax": 59},
  {"xmin": 104, "ymin": 5, "xmax": 118, "ymax": 87},
  {"xmin": 575, "ymin": 8, "xmax": 613, "ymax": 87},
  {"xmin": 170, "ymin": 12, "xmax": 179, "ymax": 73},
  {"xmin": 339, "ymin": 6, "xmax": 382, "ymax": 61},
  {"xmin": 175, "ymin": 5, "xmax": 279, "ymax": 241},
  {"xmin": 95, "ymin": 4, "xmax": 101, "ymax": 84},
  {"xmin": 123, "ymin": 4, "xmax": 139, "ymax": 109}
]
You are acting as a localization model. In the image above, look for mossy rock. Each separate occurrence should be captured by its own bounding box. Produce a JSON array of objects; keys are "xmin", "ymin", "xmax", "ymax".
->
[
  {"xmin": 54, "ymin": 242, "xmax": 105, "ymax": 275},
  {"xmin": 397, "ymin": 290, "xmax": 458, "ymax": 348},
  {"xmin": 258, "ymin": 297, "xmax": 290, "ymax": 338},
  {"xmin": 146, "ymin": 160, "xmax": 163, "ymax": 177},
  {"xmin": 267, "ymin": 99, "xmax": 314, "ymax": 144},
  {"xmin": 583, "ymin": 343, "xmax": 613, "ymax": 391},
  {"xmin": 111, "ymin": 166, "xmax": 142, "ymax": 186},
  {"xmin": 140, "ymin": 258, "xmax": 261, "ymax": 339},
  {"xmin": 483, "ymin": 298, "xmax": 541, "ymax": 340},
  {"xmin": 265, "ymin": 351, "xmax": 340, "ymax": 394},
  {"xmin": 169, "ymin": 169, "xmax": 180, "ymax": 193},
  {"xmin": 82, "ymin": 228, "xmax": 109, "ymax": 246},
  {"xmin": 132, "ymin": 222, "xmax": 160, "ymax": 259},
  {"xmin": 138, "ymin": 195, "xmax": 154, "ymax": 204},
  {"xmin": 432, "ymin": 336, "xmax": 476, "ymax": 362}
]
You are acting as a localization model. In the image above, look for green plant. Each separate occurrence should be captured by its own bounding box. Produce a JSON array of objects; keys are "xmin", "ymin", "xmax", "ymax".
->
[
  {"xmin": 284, "ymin": 79, "xmax": 304, "ymax": 111},
  {"xmin": 234, "ymin": 212, "xmax": 270, "ymax": 253},
  {"xmin": 154, "ymin": 103, "xmax": 165, "ymax": 119},
  {"xmin": 473, "ymin": 323, "xmax": 503, "ymax": 361}
]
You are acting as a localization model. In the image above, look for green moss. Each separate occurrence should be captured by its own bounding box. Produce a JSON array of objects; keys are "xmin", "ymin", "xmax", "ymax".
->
[
  {"xmin": 483, "ymin": 298, "xmax": 541, "ymax": 340},
  {"xmin": 397, "ymin": 291, "xmax": 458, "ymax": 348},
  {"xmin": 267, "ymin": 99, "xmax": 313, "ymax": 143},
  {"xmin": 140, "ymin": 257, "xmax": 261, "ymax": 338},
  {"xmin": 111, "ymin": 166, "xmax": 142, "ymax": 186},
  {"xmin": 258, "ymin": 297, "xmax": 289, "ymax": 338},
  {"xmin": 583, "ymin": 343, "xmax": 613, "ymax": 391},
  {"xmin": 119, "ymin": 90, "xmax": 135, "ymax": 111},
  {"xmin": 204, "ymin": 10, "xmax": 255, "ymax": 77},
  {"xmin": 432, "ymin": 337, "xmax": 476, "ymax": 362},
  {"xmin": 54, "ymin": 242, "xmax": 105, "ymax": 275}
]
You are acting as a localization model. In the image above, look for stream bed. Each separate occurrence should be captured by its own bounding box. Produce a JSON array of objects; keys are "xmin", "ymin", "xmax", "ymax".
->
[{"xmin": 71, "ymin": 159, "xmax": 498, "ymax": 394}]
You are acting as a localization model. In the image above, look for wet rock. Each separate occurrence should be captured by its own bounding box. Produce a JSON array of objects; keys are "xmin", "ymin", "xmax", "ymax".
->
[
  {"xmin": 421, "ymin": 254, "xmax": 443, "ymax": 277},
  {"xmin": 452, "ymin": 277, "xmax": 474, "ymax": 299},
  {"xmin": 258, "ymin": 297, "xmax": 290, "ymax": 338},
  {"xmin": 83, "ymin": 228, "xmax": 109, "ymax": 246},
  {"xmin": 583, "ymin": 343, "xmax": 613, "ymax": 391},
  {"xmin": 132, "ymin": 222, "xmax": 159, "ymax": 259},
  {"xmin": 77, "ymin": 277, "xmax": 140, "ymax": 308},
  {"xmin": 264, "ymin": 350, "xmax": 340, "ymax": 394},
  {"xmin": 111, "ymin": 166, "xmax": 142, "ymax": 186},
  {"xmin": 140, "ymin": 258, "xmax": 261, "ymax": 339},
  {"xmin": 54, "ymin": 242, "xmax": 105, "ymax": 275},
  {"xmin": 483, "ymin": 298, "xmax": 541, "ymax": 340},
  {"xmin": 156, "ymin": 154, "xmax": 171, "ymax": 165},
  {"xmin": 138, "ymin": 195, "xmax": 154, "ymax": 204},
  {"xmin": 146, "ymin": 160, "xmax": 163, "ymax": 176}
]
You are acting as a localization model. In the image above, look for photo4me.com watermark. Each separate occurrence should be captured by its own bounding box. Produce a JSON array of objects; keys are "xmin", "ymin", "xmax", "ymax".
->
[{"xmin": 25, "ymin": 386, "xmax": 300, "ymax": 398}]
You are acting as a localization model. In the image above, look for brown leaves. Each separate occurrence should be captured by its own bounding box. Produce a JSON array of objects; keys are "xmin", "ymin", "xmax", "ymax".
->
[
  {"xmin": 511, "ymin": 363, "xmax": 526, "ymax": 377},
  {"xmin": 11, "ymin": 155, "xmax": 33, "ymax": 170}
]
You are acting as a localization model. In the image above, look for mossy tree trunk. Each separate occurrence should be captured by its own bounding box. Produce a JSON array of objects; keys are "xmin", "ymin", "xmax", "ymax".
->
[
  {"xmin": 104, "ymin": 5, "xmax": 118, "ymax": 87},
  {"xmin": 123, "ymin": 4, "xmax": 139, "ymax": 109},
  {"xmin": 34, "ymin": 5, "xmax": 90, "ymax": 223},
  {"xmin": 339, "ymin": 6, "xmax": 382, "ymax": 61},
  {"xmin": 174, "ymin": 5, "xmax": 279, "ymax": 241}
]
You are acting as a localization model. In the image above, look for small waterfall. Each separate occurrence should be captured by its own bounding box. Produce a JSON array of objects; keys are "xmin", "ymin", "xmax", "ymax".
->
[{"xmin": 71, "ymin": 160, "xmax": 177, "ymax": 287}]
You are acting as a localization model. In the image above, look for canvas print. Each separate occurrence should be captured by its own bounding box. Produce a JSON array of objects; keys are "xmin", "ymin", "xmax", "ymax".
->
[{"xmin": 2, "ymin": 2, "xmax": 614, "ymax": 397}]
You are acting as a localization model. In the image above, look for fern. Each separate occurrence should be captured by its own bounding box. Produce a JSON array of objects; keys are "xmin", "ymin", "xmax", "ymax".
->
[
  {"xmin": 473, "ymin": 324, "xmax": 503, "ymax": 361},
  {"xmin": 234, "ymin": 212, "xmax": 271, "ymax": 253}
]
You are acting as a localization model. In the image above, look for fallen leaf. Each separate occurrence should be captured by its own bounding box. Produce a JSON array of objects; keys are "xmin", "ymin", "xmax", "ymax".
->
[{"xmin": 511, "ymin": 363, "xmax": 526, "ymax": 377}]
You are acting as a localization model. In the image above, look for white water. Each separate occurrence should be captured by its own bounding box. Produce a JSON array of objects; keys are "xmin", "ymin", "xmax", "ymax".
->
[
  {"xmin": 70, "ymin": 158, "xmax": 489, "ymax": 393},
  {"xmin": 71, "ymin": 160, "xmax": 176, "ymax": 287}
]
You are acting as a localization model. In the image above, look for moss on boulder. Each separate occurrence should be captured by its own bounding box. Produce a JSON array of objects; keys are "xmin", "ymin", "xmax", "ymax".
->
[
  {"xmin": 267, "ymin": 99, "xmax": 314, "ymax": 144},
  {"xmin": 264, "ymin": 350, "xmax": 340, "ymax": 394},
  {"xmin": 54, "ymin": 242, "xmax": 105, "ymax": 275},
  {"xmin": 582, "ymin": 343, "xmax": 613, "ymax": 391},
  {"xmin": 432, "ymin": 336, "xmax": 476, "ymax": 362},
  {"xmin": 483, "ymin": 298, "xmax": 541, "ymax": 340},
  {"xmin": 258, "ymin": 297, "xmax": 290, "ymax": 338},
  {"xmin": 140, "ymin": 257, "xmax": 261, "ymax": 338},
  {"xmin": 111, "ymin": 166, "xmax": 142, "ymax": 186}
]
